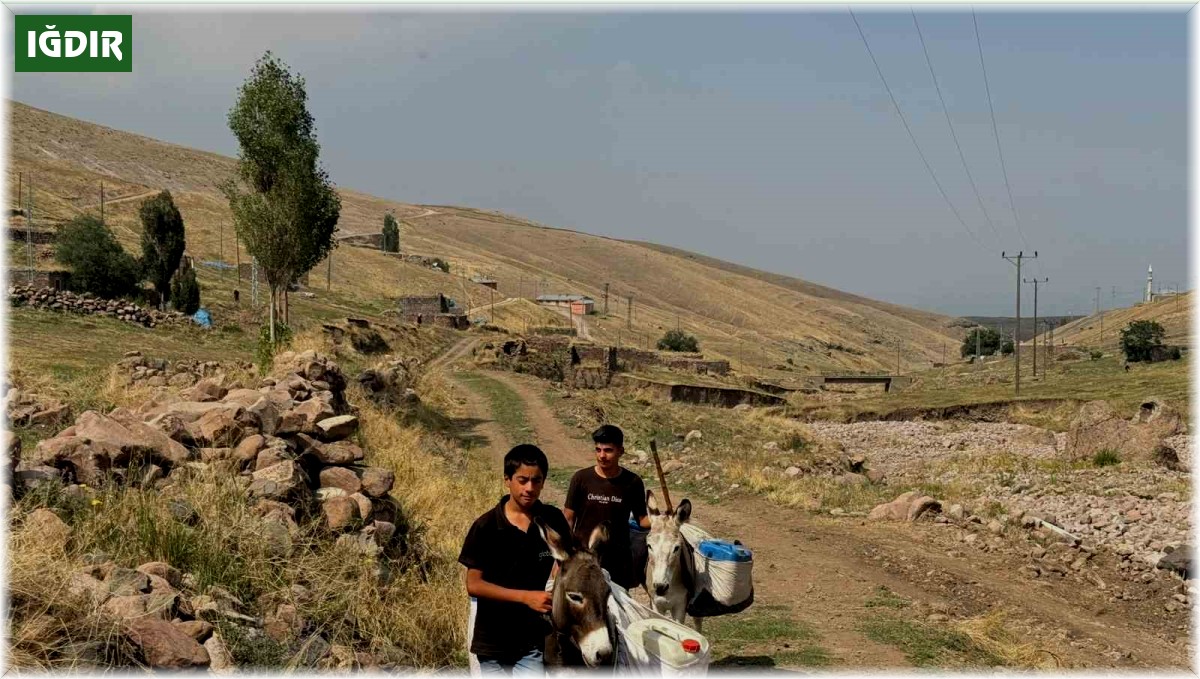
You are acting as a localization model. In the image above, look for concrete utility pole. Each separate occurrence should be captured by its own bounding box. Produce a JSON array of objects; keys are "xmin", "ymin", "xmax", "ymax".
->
[
  {"xmin": 1095, "ymin": 286, "xmax": 1104, "ymax": 346},
  {"xmin": 1003, "ymin": 251, "xmax": 1037, "ymax": 396},
  {"xmin": 627, "ymin": 296, "xmax": 633, "ymax": 329},
  {"xmin": 603, "ymin": 283, "xmax": 609, "ymax": 315},
  {"xmin": 1023, "ymin": 277, "xmax": 1048, "ymax": 377},
  {"xmin": 100, "ymin": 181, "xmax": 105, "ymax": 225},
  {"xmin": 896, "ymin": 339, "xmax": 901, "ymax": 376},
  {"xmin": 976, "ymin": 325, "xmax": 983, "ymax": 362}
]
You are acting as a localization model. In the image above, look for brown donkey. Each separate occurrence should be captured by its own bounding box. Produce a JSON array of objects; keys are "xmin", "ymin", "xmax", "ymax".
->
[{"xmin": 535, "ymin": 518, "xmax": 615, "ymax": 668}]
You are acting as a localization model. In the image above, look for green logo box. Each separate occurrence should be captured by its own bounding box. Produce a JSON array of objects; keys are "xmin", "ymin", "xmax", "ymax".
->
[{"xmin": 16, "ymin": 15, "xmax": 132, "ymax": 72}]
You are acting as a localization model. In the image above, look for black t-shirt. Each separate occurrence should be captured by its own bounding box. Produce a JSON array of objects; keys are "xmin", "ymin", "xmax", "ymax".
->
[
  {"xmin": 564, "ymin": 467, "xmax": 647, "ymax": 588},
  {"xmin": 458, "ymin": 496, "xmax": 571, "ymax": 659}
]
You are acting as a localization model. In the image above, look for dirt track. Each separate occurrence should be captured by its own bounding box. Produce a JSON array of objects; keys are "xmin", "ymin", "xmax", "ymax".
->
[{"xmin": 443, "ymin": 351, "xmax": 1191, "ymax": 669}]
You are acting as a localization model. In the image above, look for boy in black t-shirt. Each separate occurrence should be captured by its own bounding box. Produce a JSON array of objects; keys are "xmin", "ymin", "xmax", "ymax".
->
[
  {"xmin": 459, "ymin": 444, "xmax": 571, "ymax": 674},
  {"xmin": 563, "ymin": 425, "xmax": 650, "ymax": 590}
]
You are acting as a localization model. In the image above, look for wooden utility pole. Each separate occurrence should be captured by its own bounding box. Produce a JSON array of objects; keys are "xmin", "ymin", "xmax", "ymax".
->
[
  {"xmin": 627, "ymin": 296, "xmax": 633, "ymax": 329},
  {"xmin": 16, "ymin": 173, "xmax": 22, "ymax": 214},
  {"xmin": 1095, "ymin": 287, "xmax": 1103, "ymax": 346},
  {"xmin": 1003, "ymin": 251, "xmax": 1037, "ymax": 396},
  {"xmin": 1023, "ymin": 277, "xmax": 1047, "ymax": 377},
  {"xmin": 327, "ymin": 251, "xmax": 332, "ymax": 291},
  {"xmin": 490, "ymin": 287, "xmax": 495, "ymax": 323},
  {"xmin": 604, "ymin": 282, "xmax": 610, "ymax": 315},
  {"xmin": 26, "ymin": 176, "xmax": 34, "ymax": 280},
  {"xmin": 100, "ymin": 181, "xmax": 105, "ymax": 225},
  {"xmin": 896, "ymin": 339, "xmax": 901, "ymax": 376}
]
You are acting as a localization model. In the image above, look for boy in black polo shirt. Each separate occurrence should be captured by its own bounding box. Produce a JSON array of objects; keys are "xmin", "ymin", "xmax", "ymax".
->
[
  {"xmin": 459, "ymin": 444, "xmax": 571, "ymax": 674},
  {"xmin": 563, "ymin": 425, "xmax": 650, "ymax": 590}
]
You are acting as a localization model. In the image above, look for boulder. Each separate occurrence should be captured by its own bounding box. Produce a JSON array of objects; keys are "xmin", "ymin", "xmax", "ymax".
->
[
  {"xmin": 316, "ymin": 415, "xmax": 358, "ymax": 441},
  {"xmin": 204, "ymin": 632, "xmax": 235, "ymax": 674},
  {"xmin": 106, "ymin": 567, "xmax": 151, "ymax": 596},
  {"xmin": 249, "ymin": 461, "xmax": 308, "ymax": 501},
  {"xmin": 185, "ymin": 378, "xmax": 227, "ymax": 403},
  {"xmin": 359, "ymin": 467, "xmax": 395, "ymax": 498},
  {"xmin": 318, "ymin": 466, "xmax": 362, "ymax": 494},
  {"xmin": 295, "ymin": 434, "xmax": 363, "ymax": 465},
  {"xmin": 234, "ymin": 434, "xmax": 266, "ymax": 467},
  {"xmin": 1158, "ymin": 544, "xmax": 1192, "ymax": 578},
  {"xmin": 868, "ymin": 491, "xmax": 941, "ymax": 522},
  {"xmin": 74, "ymin": 410, "xmax": 190, "ymax": 467},
  {"xmin": 348, "ymin": 492, "xmax": 374, "ymax": 522},
  {"xmin": 23, "ymin": 508, "xmax": 71, "ymax": 551},
  {"xmin": 255, "ymin": 446, "xmax": 291, "ymax": 472},
  {"xmin": 280, "ymin": 399, "xmax": 335, "ymax": 436},
  {"xmin": 136, "ymin": 562, "xmax": 181, "ymax": 589},
  {"xmin": 101, "ymin": 594, "xmax": 170, "ymax": 621},
  {"xmin": 125, "ymin": 618, "xmax": 210, "ymax": 668},
  {"xmin": 321, "ymin": 496, "xmax": 360, "ymax": 531},
  {"xmin": 67, "ymin": 571, "xmax": 110, "ymax": 606},
  {"xmin": 188, "ymin": 407, "xmax": 245, "ymax": 448},
  {"xmin": 264, "ymin": 603, "xmax": 303, "ymax": 643}
]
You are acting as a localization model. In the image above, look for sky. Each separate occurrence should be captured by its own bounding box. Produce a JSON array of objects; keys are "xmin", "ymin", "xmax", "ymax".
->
[{"xmin": 7, "ymin": 5, "xmax": 1188, "ymax": 317}]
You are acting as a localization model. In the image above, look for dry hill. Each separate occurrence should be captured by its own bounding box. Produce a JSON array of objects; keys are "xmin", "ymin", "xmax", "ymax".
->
[
  {"xmin": 1035, "ymin": 292, "xmax": 1191, "ymax": 351},
  {"xmin": 8, "ymin": 100, "xmax": 962, "ymax": 373}
]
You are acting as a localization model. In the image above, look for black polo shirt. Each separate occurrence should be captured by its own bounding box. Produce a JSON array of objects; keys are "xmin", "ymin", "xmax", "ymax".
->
[{"xmin": 458, "ymin": 496, "xmax": 571, "ymax": 659}]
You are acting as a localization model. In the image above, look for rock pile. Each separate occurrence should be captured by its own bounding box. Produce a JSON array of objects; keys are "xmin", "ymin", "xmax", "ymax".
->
[
  {"xmin": 9, "ymin": 285, "xmax": 188, "ymax": 328},
  {"xmin": 14, "ymin": 350, "xmax": 404, "ymax": 558},
  {"xmin": 115, "ymin": 351, "xmax": 254, "ymax": 390},
  {"xmin": 356, "ymin": 358, "xmax": 420, "ymax": 410},
  {"xmin": 4, "ymin": 387, "xmax": 71, "ymax": 428}
]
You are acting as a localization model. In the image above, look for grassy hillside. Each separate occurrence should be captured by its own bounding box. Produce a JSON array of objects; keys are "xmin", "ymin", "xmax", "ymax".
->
[
  {"xmin": 8, "ymin": 100, "xmax": 961, "ymax": 374},
  {"xmin": 1037, "ymin": 293, "xmax": 1191, "ymax": 351}
]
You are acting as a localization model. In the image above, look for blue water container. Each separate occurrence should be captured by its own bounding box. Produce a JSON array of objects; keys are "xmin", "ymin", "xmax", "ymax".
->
[{"xmin": 697, "ymin": 539, "xmax": 752, "ymax": 562}]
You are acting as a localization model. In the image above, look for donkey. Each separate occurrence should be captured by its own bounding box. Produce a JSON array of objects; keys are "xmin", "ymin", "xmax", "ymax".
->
[
  {"xmin": 534, "ymin": 517, "xmax": 615, "ymax": 668},
  {"xmin": 644, "ymin": 489, "xmax": 702, "ymax": 632}
]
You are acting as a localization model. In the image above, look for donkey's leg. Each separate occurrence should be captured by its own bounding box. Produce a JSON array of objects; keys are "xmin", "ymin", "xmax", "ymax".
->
[{"xmin": 692, "ymin": 616, "xmax": 703, "ymax": 634}]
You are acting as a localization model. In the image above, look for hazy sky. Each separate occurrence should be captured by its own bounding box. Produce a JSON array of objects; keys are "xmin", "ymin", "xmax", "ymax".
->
[{"xmin": 8, "ymin": 6, "xmax": 1187, "ymax": 316}]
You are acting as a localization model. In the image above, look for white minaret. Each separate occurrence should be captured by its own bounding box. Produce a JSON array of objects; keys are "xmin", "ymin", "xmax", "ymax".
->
[{"xmin": 1145, "ymin": 265, "xmax": 1154, "ymax": 303}]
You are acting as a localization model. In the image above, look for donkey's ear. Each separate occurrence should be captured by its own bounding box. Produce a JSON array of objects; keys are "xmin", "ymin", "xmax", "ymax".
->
[
  {"xmin": 646, "ymin": 489, "xmax": 660, "ymax": 516},
  {"xmin": 675, "ymin": 499, "xmax": 692, "ymax": 524},
  {"xmin": 535, "ymin": 517, "xmax": 572, "ymax": 562},
  {"xmin": 588, "ymin": 521, "xmax": 610, "ymax": 553}
]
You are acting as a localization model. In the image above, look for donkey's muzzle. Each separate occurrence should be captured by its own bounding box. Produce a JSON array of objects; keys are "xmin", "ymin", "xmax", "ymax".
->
[{"xmin": 654, "ymin": 583, "xmax": 669, "ymax": 596}]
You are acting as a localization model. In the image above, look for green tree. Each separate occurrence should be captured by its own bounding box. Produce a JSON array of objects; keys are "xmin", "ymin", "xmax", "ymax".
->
[
  {"xmin": 55, "ymin": 214, "xmax": 140, "ymax": 299},
  {"xmin": 223, "ymin": 52, "xmax": 341, "ymax": 344},
  {"xmin": 657, "ymin": 329, "xmax": 700, "ymax": 352},
  {"xmin": 171, "ymin": 266, "xmax": 201, "ymax": 315},
  {"xmin": 960, "ymin": 327, "xmax": 1002, "ymax": 358},
  {"xmin": 382, "ymin": 212, "xmax": 400, "ymax": 253},
  {"xmin": 138, "ymin": 190, "xmax": 187, "ymax": 310},
  {"xmin": 1001, "ymin": 339, "xmax": 1014, "ymax": 356},
  {"xmin": 1120, "ymin": 320, "xmax": 1166, "ymax": 362}
]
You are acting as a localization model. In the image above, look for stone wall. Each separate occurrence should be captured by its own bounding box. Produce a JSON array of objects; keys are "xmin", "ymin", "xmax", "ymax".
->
[{"xmin": 8, "ymin": 285, "xmax": 187, "ymax": 328}]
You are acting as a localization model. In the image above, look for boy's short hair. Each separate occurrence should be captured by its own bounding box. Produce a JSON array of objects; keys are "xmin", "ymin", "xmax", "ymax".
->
[
  {"xmin": 592, "ymin": 424, "xmax": 624, "ymax": 448},
  {"xmin": 504, "ymin": 444, "xmax": 549, "ymax": 479}
]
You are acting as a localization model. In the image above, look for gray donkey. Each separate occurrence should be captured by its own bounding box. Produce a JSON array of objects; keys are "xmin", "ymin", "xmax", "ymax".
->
[{"xmin": 535, "ymin": 518, "xmax": 615, "ymax": 668}]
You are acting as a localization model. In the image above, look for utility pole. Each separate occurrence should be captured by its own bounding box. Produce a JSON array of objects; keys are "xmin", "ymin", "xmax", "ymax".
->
[
  {"xmin": 1003, "ymin": 251, "xmax": 1037, "ymax": 396},
  {"xmin": 896, "ymin": 339, "xmax": 901, "ymax": 376},
  {"xmin": 16, "ymin": 173, "xmax": 21, "ymax": 215},
  {"xmin": 1095, "ymin": 286, "xmax": 1103, "ymax": 346},
  {"xmin": 100, "ymin": 181, "xmax": 105, "ymax": 225},
  {"xmin": 327, "ymin": 250, "xmax": 332, "ymax": 290},
  {"xmin": 236, "ymin": 237, "xmax": 241, "ymax": 281},
  {"xmin": 1023, "ymin": 277, "xmax": 1047, "ymax": 378},
  {"xmin": 627, "ymin": 296, "xmax": 633, "ymax": 330},
  {"xmin": 220, "ymin": 219, "xmax": 224, "ymax": 263},
  {"xmin": 603, "ymin": 283, "xmax": 609, "ymax": 315},
  {"xmin": 27, "ymin": 176, "xmax": 34, "ymax": 281},
  {"xmin": 976, "ymin": 325, "xmax": 983, "ymax": 362},
  {"xmin": 490, "ymin": 287, "xmax": 495, "ymax": 324}
]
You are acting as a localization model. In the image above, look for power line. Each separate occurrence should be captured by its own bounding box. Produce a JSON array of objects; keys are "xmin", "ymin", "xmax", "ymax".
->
[
  {"xmin": 973, "ymin": 8, "xmax": 1036, "ymax": 263},
  {"xmin": 912, "ymin": 9, "xmax": 1003, "ymax": 247},
  {"xmin": 849, "ymin": 7, "xmax": 989, "ymax": 252}
]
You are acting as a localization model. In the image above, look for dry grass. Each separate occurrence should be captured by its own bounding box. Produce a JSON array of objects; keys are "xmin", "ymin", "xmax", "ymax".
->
[
  {"xmin": 954, "ymin": 611, "xmax": 1065, "ymax": 669},
  {"xmin": 9, "ymin": 100, "xmax": 969, "ymax": 378}
]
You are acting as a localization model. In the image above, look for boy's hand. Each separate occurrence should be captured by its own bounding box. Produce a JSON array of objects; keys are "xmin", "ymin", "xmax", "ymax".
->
[{"xmin": 524, "ymin": 591, "xmax": 553, "ymax": 613}]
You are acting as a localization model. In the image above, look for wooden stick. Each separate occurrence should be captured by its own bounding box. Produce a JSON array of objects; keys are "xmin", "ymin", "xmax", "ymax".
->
[{"xmin": 649, "ymin": 439, "xmax": 673, "ymax": 513}]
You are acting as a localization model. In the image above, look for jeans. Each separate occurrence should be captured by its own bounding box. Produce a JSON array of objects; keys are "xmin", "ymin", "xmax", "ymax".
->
[{"xmin": 476, "ymin": 648, "xmax": 544, "ymax": 675}]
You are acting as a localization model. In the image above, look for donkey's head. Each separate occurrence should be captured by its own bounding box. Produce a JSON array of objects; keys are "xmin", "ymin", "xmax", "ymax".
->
[
  {"xmin": 645, "ymin": 489, "xmax": 692, "ymax": 599},
  {"xmin": 535, "ymin": 518, "xmax": 614, "ymax": 667}
]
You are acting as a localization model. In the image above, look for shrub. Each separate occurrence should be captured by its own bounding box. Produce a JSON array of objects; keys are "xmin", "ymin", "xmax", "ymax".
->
[
  {"xmin": 54, "ymin": 215, "xmax": 140, "ymax": 299},
  {"xmin": 139, "ymin": 190, "xmax": 186, "ymax": 309},
  {"xmin": 657, "ymin": 329, "xmax": 699, "ymax": 352},
  {"xmin": 1089, "ymin": 350, "xmax": 1103, "ymax": 360},
  {"xmin": 382, "ymin": 212, "xmax": 400, "ymax": 253},
  {"xmin": 256, "ymin": 321, "xmax": 294, "ymax": 374},
  {"xmin": 1000, "ymin": 340, "xmax": 1014, "ymax": 356},
  {"xmin": 1120, "ymin": 320, "xmax": 1166, "ymax": 363},
  {"xmin": 1092, "ymin": 449, "xmax": 1121, "ymax": 467},
  {"xmin": 429, "ymin": 258, "xmax": 450, "ymax": 273},
  {"xmin": 961, "ymin": 327, "xmax": 1002, "ymax": 358}
]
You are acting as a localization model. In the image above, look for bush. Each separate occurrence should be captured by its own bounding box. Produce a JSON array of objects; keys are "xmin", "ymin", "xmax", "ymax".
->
[
  {"xmin": 961, "ymin": 327, "xmax": 1002, "ymax": 358},
  {"xmin": 657, "ymin": 329, "xmax": 699, "ymax": 352},
  {"xmin": 1120, "ymin": 320, "xmax": 1166, "ymax": 363},
  {"xmin": 139, "ymin": 190, "xmax": 186, "ymax": 309},
  {"xmin": 1092, "ymin": 449, "xmax": 1121, "ymax": 467},
  {"xmin": 429, "ymin": 258, "xmax": 450, "ymax": 273},
  {"xmin": 54, "ymin": 215, "xmax": 140, "ymax": 299},
  {"xmin": 1089, "ymin": 350, "xmax": 1103, "ymax": 360},
  {"xmin": 382, "ymin": 213, "xmax": 400, "ymax": 253},
  {"xmin": 256, "ymin": 322, "xmax": 293, "ymax": 374},
  {"xmin": 170, "ymin": 267, "xmax": 201, "ymax": 315},
  {"xmin": 1000, "ymin": 340, "xmax": 1014, "ymax": 356},
  {"xmin": 1170, "ymin": 347, "xmax": 1182, "ymax": 360}
]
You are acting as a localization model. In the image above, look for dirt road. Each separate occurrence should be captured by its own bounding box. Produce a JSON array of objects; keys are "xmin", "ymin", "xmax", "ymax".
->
[{"xmin": 444, "ymin": 359, "xmax": 1191, "ymax": 670}]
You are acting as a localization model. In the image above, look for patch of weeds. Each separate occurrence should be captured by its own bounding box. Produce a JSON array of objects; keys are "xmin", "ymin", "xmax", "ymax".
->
[
  {"xmin": 1092, "ymin": 449, "xmax": 1121, "ymax": 467},
  {"xmin": 456, "ymin": 372, "xmax": 535, "ymax": 445},
  {"xmin": 979, "ymin": 501, "xmax": 1006, "ymax": 519},
  {"xmin": 216, "ymin": 620, "xmax": 290, "ymax": 668},
  {"xmin": 865, "ymin": 586, "xmax": 910, "ymax": 610},
  {"xmin": 782, "ymin": 431, "xmax": 807, "ymax": 453},
  {"xmin": 706, "ymin": 609, "xmax": 833, "ymax": 668},
  {"xmin": 860, "ymin": 614, "xmax": 1001, "ymax": 668}
]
